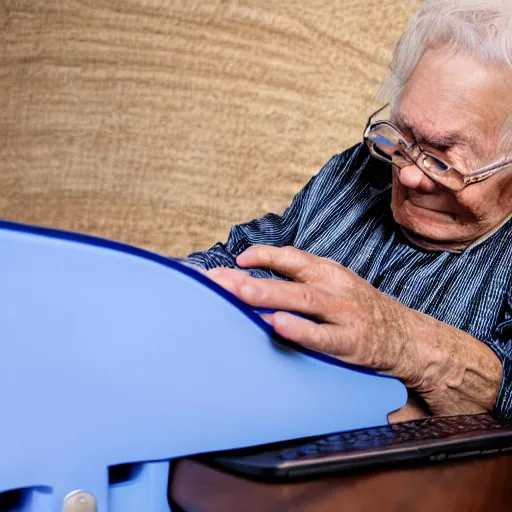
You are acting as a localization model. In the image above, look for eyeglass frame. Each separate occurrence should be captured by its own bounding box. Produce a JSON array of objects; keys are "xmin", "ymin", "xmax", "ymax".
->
[{"xmin": 363, "ymin": 104, "xmax": 512, "ymax": 190}]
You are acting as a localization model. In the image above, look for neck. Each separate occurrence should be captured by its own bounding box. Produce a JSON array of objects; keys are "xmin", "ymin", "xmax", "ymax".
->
[
  {"xmin": 400, "ymin": 228, "xmax": 467, "ymax": 253},
  {"xmin": 400, "ymin": 212, "xmax": 512, "ymax": 253}
]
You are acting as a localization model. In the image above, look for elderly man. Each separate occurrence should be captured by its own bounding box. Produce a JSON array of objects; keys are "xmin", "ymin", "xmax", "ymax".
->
[{"xmin": 184, "ymin": 0, "xmax": 512, "ymax": 420}]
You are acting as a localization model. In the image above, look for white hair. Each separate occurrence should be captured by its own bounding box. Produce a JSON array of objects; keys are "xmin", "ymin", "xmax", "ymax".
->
[{"xmin": 380, "ymin": 0, "xmax": 512, "ymax": 155}]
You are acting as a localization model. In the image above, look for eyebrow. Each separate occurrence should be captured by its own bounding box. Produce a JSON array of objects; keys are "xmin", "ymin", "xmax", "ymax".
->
[{"xmin": 394, "ymin": 114, "xmax": 473, "ymax": 151}]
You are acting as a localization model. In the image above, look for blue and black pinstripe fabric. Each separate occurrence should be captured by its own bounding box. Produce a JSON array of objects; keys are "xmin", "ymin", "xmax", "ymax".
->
[{"xmin": 185, "ymin": 143, "xmax": 512, "ymax": 419}]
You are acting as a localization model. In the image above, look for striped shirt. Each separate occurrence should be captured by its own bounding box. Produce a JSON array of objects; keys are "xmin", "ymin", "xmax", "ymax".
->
[{"xmin": 185, "ymin": 143, "xmax": 512, "ymax": 419}]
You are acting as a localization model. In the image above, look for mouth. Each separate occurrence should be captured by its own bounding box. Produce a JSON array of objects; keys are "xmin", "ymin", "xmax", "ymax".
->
[{"xmin": 402, "ymin": 199, "xmax": 457, "ymax": 222}]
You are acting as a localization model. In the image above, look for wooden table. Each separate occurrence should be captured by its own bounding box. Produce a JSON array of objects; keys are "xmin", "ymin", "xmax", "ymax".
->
[{"xmin": 170, "ymin": 454, "xmax": 512, "ymax": 511}]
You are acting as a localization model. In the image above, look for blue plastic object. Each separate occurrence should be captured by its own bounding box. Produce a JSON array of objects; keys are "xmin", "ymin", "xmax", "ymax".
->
[{"xmin": 0, "ymin": 220, "xmax": 407, "ymax": 511}]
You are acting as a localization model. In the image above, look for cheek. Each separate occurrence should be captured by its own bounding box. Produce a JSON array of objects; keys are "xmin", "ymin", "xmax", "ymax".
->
[
  {"xmin": 455, "ymin": 190, "xmax": 487, "ymax": 219},
  {"xmin": 390, "ymin": 174, "xmax": 407, "ymax": 211},
  {"xmin": 456, "ymin": 185, "xmax": 509, "ymax": 223}
]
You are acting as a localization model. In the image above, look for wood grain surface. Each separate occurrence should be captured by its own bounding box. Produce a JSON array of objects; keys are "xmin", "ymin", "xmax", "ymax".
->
[
  {"xmin": 171, "ymin": 455, "xmax": 512, "ymax": 512},
  {"xmin": 1, "ymin": 0, "xmax": 420, "ymax": 257}
]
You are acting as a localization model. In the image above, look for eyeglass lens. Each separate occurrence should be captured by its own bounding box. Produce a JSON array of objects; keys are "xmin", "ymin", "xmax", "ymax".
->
[{"xmin": 367, "ymin": 123, "xmax": 449, "ymax": 173}]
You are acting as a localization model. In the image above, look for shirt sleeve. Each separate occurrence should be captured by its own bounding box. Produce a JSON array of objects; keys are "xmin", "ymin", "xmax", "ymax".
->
[
  {"xmin": 182, "ymin": 189, "xmax": 314, "ymax": 279},
  {"xmin": 490, "ymin": 293, "xmax": 512, "ymax": 419},
  {"xmin": 181, "ymin": 152, "xmax": 346, "ymax": 279}
]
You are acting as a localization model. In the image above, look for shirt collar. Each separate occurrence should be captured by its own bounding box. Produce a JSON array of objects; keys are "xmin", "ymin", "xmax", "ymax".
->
[{"xmin": 465, "ymin": 213, "xmax": 512, "ymax": 252}]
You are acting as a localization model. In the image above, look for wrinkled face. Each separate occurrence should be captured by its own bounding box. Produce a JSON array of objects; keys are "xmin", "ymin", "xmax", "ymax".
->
[{"xmin": 391, "ymin": 49, "xmax": 512, "ymax": 251}]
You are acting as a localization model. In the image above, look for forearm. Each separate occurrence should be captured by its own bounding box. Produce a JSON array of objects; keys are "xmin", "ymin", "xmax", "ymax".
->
[{"xmin": 396, "ymin": 307, "xmax": 503, "ymax": 416}]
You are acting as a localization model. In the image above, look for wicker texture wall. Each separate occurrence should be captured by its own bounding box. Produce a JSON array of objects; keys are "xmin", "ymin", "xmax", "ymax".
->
[{"xmin": 1, "ymin": 0, "xmax": 420, "ymax": 257}]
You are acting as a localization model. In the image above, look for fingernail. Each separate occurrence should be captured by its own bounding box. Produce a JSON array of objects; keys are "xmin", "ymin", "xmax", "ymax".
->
[
  {"xmin": 260, "ymin": 313, "xmax": 274, "ymax": 325},
  {"xmin": 240, "ymin": 284, "xmax": 256, "ymax": 301},
  {"xmin": 273, "ymin": 312, "xmax": 289, "ymax": 328}
]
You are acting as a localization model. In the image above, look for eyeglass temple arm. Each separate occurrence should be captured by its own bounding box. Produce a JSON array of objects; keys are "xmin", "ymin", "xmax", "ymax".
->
[
  {"xmin": 464, "ymin": 159, "xmax": 512, "ymax": 184},
  {"xmin": 364, "ymin": 103, "xmax": 391, "ymax": 132}
]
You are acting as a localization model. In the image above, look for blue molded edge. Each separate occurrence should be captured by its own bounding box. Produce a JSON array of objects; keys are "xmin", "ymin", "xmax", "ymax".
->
[{"xmin": 0, "ymin": 219, "xmax": 397, "ymax": 379}]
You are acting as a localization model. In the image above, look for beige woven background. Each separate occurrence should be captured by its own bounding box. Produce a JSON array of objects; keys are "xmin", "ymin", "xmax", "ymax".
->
[{"xmin": 1, "ymin": 0, "xmax": 420, "ymax": 258}]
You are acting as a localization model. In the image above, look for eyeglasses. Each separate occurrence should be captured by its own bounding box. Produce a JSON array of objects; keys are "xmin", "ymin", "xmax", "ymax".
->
[{"xmin": 363, "ymin": 104, "xmax": 512, "ymax": 192}]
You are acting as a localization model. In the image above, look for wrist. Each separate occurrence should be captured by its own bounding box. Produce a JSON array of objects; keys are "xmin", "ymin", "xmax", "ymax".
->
[
  {"xmin": 385, "ymin": 304, "xmax": 447, "ymax": 391},
  {"xmin": 396, "ymin": 308, "xmax": 503, "ymax": 414}
]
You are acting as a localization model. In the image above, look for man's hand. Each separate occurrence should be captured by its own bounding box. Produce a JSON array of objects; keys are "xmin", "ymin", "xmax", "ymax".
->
[
  {"xmin": 207, "ymin": 245, "xmax": 502, "ymax": 416},
  {"xmin": 209, "ymin": 245, "xmax": 416, "ymax": 377}
]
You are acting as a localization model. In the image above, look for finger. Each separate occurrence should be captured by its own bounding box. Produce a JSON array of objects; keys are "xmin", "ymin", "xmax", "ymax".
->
[
  {"xmin": 205, "ymin": 267, "xmax": 249, "ymax": 295},
  {"xmin": 232, "ymin": 278, "xmax": 336, "ymax": 322},
  {"xmin": 207, "ymin": 268, "xmax": 339, "ymax": 324},
  {"xmin": 270, "ymin": 312, "xmax": 353, "ymax": 357},
  {"xmin": 236, "ymin": 246, "xmax": 330, "ymax": 283},
  {"xmin": 206, "ymin": 269, "xmax": 316, "ymax": 316},
  {"xmin": 259, "ymin": 313, "xmax": 274, "ymax": 325}
]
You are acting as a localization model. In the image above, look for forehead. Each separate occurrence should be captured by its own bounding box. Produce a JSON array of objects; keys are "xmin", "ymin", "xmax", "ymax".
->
[{"xmin": 396, "ymin": 49, "xmax": 512, "ymax": 155}]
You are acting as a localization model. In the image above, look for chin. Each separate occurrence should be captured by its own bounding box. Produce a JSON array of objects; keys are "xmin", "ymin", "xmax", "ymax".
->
[
  {"xmin": 389, "ymin": 179, "xmax": 486, "ymax": 250},
  {"xmin": 392, "ymin": 202, "xmax": 476, "ymax": 251}
]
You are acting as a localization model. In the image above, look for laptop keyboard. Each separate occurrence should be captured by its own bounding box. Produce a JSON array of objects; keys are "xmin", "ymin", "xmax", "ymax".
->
[{"xmin": 276, "ymin": 414, "xmax": 508, "ymax": 461}]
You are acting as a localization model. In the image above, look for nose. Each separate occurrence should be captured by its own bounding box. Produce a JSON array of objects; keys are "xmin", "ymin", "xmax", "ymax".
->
[{"xmin": 396, "ymin": 164, "xmax": 438, "ymax": 193}]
